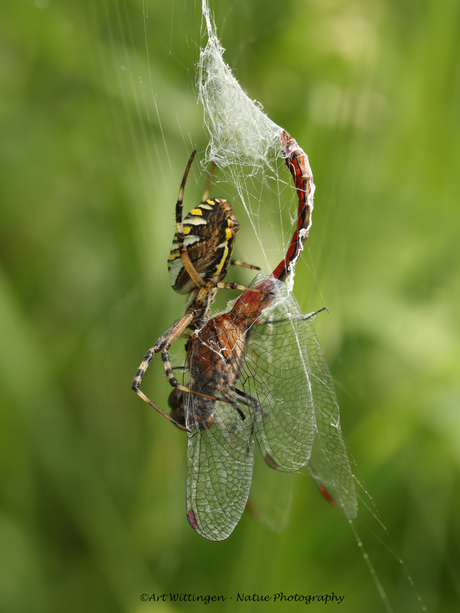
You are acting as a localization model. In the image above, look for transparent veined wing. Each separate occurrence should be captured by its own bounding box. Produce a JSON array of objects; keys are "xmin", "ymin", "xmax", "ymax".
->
[
  {"xmin": 185, "ymin": 395, "xmax": 255, "ymax": 541},
  {"xmin": 241, "ymin": 275, "xmax": 357, "ymax": 516},
  {"xmin": 184, "ymin": 272, "xmax": 356, "ymax": 540},
  {"xmin": 245, "ymin": 450, "xmax": 295, "ymax": 534},
  {"xmin": 239, "ymin": 276, "xmax": 316, "ymax": 471},
  {"xmin": 303, "ymin": 321, "xmax": 357, "ymax": 518}
]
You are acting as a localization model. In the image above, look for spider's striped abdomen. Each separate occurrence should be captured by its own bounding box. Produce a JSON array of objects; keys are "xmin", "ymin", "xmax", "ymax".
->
[{"xmin": 168, "ymin": 197, "xmax": 239, "ymax": 294}]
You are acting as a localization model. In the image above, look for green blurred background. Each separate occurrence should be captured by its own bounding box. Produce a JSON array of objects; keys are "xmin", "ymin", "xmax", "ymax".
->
[{"xmin": 1, "ymin": 0, "xmax": 459, "ymax": 611}]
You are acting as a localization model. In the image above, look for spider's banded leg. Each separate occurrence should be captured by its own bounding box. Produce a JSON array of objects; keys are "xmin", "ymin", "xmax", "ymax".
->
[
  {"xmin": 233, "ymin": 404, "xmax": 247, "ymax": 421},
  {"xmin": 201, "ymin": 162, "xmax": 217, "ymax": 203},
  {"xmin": 233, "ymin": 388, "xmax": 271, "ymax": 425},
  {"xmin": 229, "ymin": 259, "xmax": 261, "ymax": 271},
  {"xmin": 172, "ymin": 374, "xmax": 241, "ymax": 404},
  {"xmin": 132, "ymin": 312, "xmax": 195, "ymax": 431},
  {"xmin": 132, "ymin": 333, "xmax": 171, "ymax": 393},
  {"xmin": 164, "ymin": 361, "xmax": 246, "ymax": 406},
  {"xmin": 216, "ymin": 281, "xmax": 271, "ymax": 294},
  {"xmin": 133, "ymin": 353, "xmax": 190, "ymax": 431},
  {"xmin": 234, "ymin": 387, "xmax": 261, "ymax": 410},
  {"xmin": 133, "ymin": 381, "xmax": 189, "ymax": 431},
  {"xmin": 175, "ymin": 150, "xmax": 204, "ymax": 289},
  {"xmin": 302, "ymin": 306, "xmax": 329, "ymax": 321},
  {"xmin": 132, "ymin": 318, "xmax": 185, "ymax": 391},
  {"xmin": 257, "ymin": 306, "xmax": 330, "ymax": 328}
]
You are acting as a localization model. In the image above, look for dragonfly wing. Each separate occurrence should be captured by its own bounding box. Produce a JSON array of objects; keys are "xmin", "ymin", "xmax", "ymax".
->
[
  {"xmin": 240, "ymin": 276, "xmax": 357, "ymax": 518},
  {"xmin": 245, "ymin": 449, "xmax": 295, "ymax": 534},
  {"xmin": 185, "ymin": 397, "xmax": 254, "ymax": 541},
  {"xmin": 241, "ymin": 279, "xmax": 316, "ymax": 471},
  {"xmin": 303, "ymin": 320, "xmax": 358, "ymax": 518}
]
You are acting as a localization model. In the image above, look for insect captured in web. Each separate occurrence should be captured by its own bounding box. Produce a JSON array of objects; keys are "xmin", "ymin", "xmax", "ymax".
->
[{"xmin": 133, "ymin": 131, "xmax": 357, "ymax": 541}]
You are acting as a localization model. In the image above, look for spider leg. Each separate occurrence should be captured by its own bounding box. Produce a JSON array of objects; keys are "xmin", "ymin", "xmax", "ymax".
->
[
  {"xmin": 234, "ymin": 387, "xmax": 263, "ymax": 413},
  {"xmin": 201, "ymin": 162, "xmax": 217, "ymax": 202},
  {"xmin": 175, "ymin": 150, "xmax": 204, "ymax": 289},
  {"xmin": 259, "ymin": 306, "xmax": 329, "ymax": 327},
  {"xmin": 216, "ymin": 281, "xmax": 271, "ymax": 294},
  {"xmin": 233, "ymin": 403, "xmax": 247, "ymax": 421},
  {"xmin": 302, "ymin": 305, "xmax": 329, "ymax": 320},
  {"xmin": 229, "ymin": 259, "xmax": 260, "ymax": 271},
  {"xmin": 132, "ymin": 311, "xmax": 195, "ymax": 432},
  {"xmin": 133, "ymin": 386, "xmax": 189, "ymax": 432},
  {"xmin": 173, "ymin": 379, "xmax": 238, "ymax": 405}
]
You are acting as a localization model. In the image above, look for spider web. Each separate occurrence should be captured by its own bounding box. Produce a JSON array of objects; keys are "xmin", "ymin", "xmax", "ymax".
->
[
  {"xmin": 187, "ymin": 7, "xmax": 422, "ymax": 608},
  {"xmin": 189, "ymin": 0, "xmax": 358, "ymax": 528},
  {"xmin": 196, "ymin": 0, "xmax": 306, "ymax": 287},
  {"xmin": 91, "ymin": 0, "xmax": 425, "ymax": 605}
]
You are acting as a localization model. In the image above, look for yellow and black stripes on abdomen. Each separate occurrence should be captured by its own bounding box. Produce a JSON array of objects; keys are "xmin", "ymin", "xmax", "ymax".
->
[{"xmin": 168, "ymin": 197, "xmax": 238, "ymax": 294}]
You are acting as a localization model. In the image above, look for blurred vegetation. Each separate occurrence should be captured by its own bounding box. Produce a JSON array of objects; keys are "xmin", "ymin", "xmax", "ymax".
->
[{"xmin": 1, "ymin": 0, "xmax": 459, "ymax": 612}]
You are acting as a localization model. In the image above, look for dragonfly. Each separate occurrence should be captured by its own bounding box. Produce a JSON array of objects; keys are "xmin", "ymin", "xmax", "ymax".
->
[{"xmin": 168, "ymin": 131, "xmax": 357, "ymax": 540}]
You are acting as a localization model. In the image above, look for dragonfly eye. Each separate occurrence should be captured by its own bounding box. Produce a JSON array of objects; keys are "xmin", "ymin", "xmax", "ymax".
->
[
  {"xmin": 168, "ymin": 389, "xmax": 186, "ymax": 428},
  {"xmin": 168, "ymin": 387, "xmax": 182, "ymax": 411}
]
